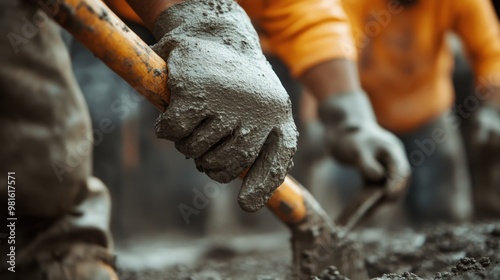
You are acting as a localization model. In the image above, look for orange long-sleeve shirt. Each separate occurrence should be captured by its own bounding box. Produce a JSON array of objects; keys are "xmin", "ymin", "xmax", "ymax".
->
[
  {"xmin": 106, "ymin": 0, "xmax": 356, "ymax": 78},
  {"xmin": 342, "ymin": 0, "xmax": 500, "ymax": 133},
  {"xmin": 239, "ymin": 0, "xmax": 356, "ymax": 77}
]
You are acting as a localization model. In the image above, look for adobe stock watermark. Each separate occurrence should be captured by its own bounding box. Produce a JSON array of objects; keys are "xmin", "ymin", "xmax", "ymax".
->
[
  {"xmin": 51, "ymin": 86, "xmax": 147, "ymax": 182},
  {"xmin": 178, "ymin": 181, "xmax": 229, "ymax": 225},
  {"xmin": 7, "ymin": 0, "xmax": 63, "ymax": 54},
  {"xmin": 5, "ymin": 172, "xmax": 16, "ymax": 273}
]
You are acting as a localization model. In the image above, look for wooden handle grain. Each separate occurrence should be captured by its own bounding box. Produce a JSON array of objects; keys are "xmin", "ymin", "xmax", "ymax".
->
[{"xmin": 49, "ymin": 0, "xmax": 170, "ymax": 111}]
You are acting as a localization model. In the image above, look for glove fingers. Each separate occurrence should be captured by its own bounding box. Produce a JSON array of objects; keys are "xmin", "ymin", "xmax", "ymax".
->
[
  {"xmin": 238, "ymin": 128, "xmax": 296, "ymax": 212},
  {"xmin": 378, "ymin": 148, "xmax": 410, "ymax": 198},
  {"xmin": 356, "ymin": 147, "xmax": 385, "ymax": 182},
  {"xmin": 175, "ymin": 117, "xmax": 235, "ymax": 159},
  {"xmin": 195, "ymin": 127, "xmax": 263, "ymax": 184},
  {"xmin": 155, "ymin": 103, "xmax": 208, "ymax": 141}
]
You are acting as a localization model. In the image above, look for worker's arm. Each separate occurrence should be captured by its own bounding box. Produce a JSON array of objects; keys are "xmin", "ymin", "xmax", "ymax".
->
[
  {"xmin": 258, "ymin": 0, "xmax": 410, "ymax": 196},
  {"xmin": 300, "ymin": 59, "xmax": 361, "ymax": 101},
  {"xmin": 126, "ymin": 0, "xmax": 298, "ymax": 212},
  {"xmin": 304, "ymin": 60, "xmax": 409, "ymax": 197},
  {"xmin": 454, "ymin": 0, "xmax": 500, "ymax": 105},
  {"xmin": 454, "ymin": 0, "xmax": 500, "ymax": 153}
]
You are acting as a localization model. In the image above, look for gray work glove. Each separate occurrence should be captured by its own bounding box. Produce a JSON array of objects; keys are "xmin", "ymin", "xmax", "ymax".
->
[
  {"xmin": 318, "ymin": 91, "xmax": 410, "ymax": 199},
  {"xmin": 468, "ymin": 104, "xmax": 500, "ymax": 153},
  {"xmin": 151, "ymin": 0, "xmax": 298, "ymax": 212}
]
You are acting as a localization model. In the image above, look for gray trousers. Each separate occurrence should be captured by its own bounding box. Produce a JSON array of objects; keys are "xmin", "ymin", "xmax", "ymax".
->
[
  {"xmin": 0, "ymin": 0, "xmax": 112, "ymax": 276},
  {"xmin": 399, "ymin": 112, "xmax": 473, "ymax": 225}
]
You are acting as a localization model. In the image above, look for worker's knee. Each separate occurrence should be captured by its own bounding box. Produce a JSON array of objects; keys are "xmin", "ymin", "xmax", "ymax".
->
[{"xmin": 12, "ymin": 177, "xmax": 112, "ymax": 260}]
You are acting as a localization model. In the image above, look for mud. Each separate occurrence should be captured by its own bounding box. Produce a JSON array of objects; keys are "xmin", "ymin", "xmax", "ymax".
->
[
  {"xmin": 151, "ymin": 0, "xmax": 298, "ymax": 212},
  {"xmin": 289, "ymin": 184, "xmax": 367, "ymax": 279},
  {"xmin": 362, "ymin": 222, "xmax": 500, "ymax": 279},
  {"xmin": 118, "ymin": 221, "xmax": 500, "ymax": 279}
]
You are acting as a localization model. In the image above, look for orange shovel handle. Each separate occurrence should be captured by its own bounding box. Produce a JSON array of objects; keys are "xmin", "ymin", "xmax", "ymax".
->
[
  {"xmin": 49, "ymin": 0, "xmax": 170, "ymax": 111},
  {"xmin": 264, "ymin": 176, "xmax": 308, "ymax": 223},
  {"xmin": 47, "ymin": 0, "xmax": 306, "ymax": 224}
]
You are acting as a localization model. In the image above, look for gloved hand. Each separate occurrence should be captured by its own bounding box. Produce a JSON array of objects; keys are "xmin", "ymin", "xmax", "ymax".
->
[
  {"xmin": 318, "ymin": 91, "xmax": 410, "ymax": 199},
  {"xmin": 151, "ymin": 0, "xmax": 298, "ymax": 212},
  {"xmin": 468, "ymin": 104, "xmax": 500, "ymax": 153}
]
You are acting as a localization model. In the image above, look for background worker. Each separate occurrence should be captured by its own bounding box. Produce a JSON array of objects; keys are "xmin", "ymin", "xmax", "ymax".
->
[
  {"xmin": 341, "ymin": 0, "xmax": 500, "ymax": 225},
  {"xmin": 239, "ymin": 0, "xmax": 411, "ymax": 200},
  {"xmin": 0, "ymin": 0, "xmax": 298, "ymax": 278}
]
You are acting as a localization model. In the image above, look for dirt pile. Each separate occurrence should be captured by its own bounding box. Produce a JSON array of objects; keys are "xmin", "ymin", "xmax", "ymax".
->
[
  {"xmin": 363, "ymin": 222, "xmax": 500, "ymax": 279},
  {"xmin": 314, "ymin": 257, "xmax": 500, "ymax": 280}
]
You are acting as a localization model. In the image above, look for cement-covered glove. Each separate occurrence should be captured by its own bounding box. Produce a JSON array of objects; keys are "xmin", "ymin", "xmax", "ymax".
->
[
  {"xmin": 318, "ymin": 91, "xmax": 410, "ymax": 198},
  {"xmin": 152, "ymin": 0, "xmax": 298, "ymax": 212},
  {"xmin": 468, "ymin": 104, "xmax": 500, "ymax": 153}
]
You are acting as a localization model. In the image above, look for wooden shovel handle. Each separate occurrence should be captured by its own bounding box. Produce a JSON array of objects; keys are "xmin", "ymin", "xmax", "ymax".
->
[{"xmin": 49, "ymin": 0, "xmax": 170, "ymax": 111}]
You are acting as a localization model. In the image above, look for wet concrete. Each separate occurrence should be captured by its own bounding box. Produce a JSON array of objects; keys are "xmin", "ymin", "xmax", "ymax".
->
[
  {"xmin": 117, "ymin": 221, "xmax": 500, "ymax": 279},
  {"xmin": 363, "ymin": 222, "xmax": 500, "ymax": 279},
  {"xmin": 288, "ymin": 185, "xmax": 367, "ymax": 280}
]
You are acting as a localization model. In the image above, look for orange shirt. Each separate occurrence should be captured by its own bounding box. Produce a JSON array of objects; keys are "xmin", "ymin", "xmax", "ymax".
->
[
  {"xmin": 342, "ymin": 0, "xmax": 500, "ymax": 133},
  {"xmin": 239, "ymin": 0, "xmax": 356, "ymax": 77},
  {"xmin": 106, "ymin": 0, "xmax": 356, "ymax": 78}
]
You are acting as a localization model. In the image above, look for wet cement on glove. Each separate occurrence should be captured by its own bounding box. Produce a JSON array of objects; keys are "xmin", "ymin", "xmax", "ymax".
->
[{"xmin": 152, "ymin": 0, "xmax": 298, "ymax": 211}]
